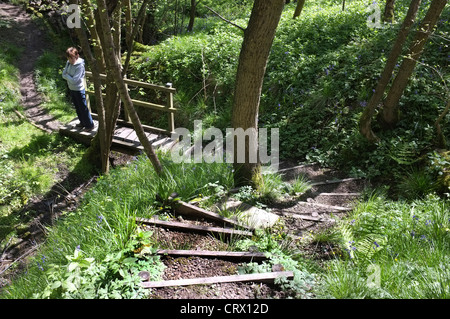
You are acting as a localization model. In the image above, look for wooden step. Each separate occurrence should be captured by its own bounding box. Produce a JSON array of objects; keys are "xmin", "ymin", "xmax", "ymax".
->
[
  {"xmin": 295, "ymin": 201, "xmax": 353, "ymax": 212},
  {"xmin": 155, "ymin": 249, "xmax": 267, "ymax": 262},
  {"xmin": 310, "ymin": 177, "xmax": 363, "ymax": 186},
  {"xmin": 141, "ymin": 271, "xmax": 294, "ymax": 288},
  {"xmin": 136, "ymin": 217, "xmax": 253, "ymax": 237}
]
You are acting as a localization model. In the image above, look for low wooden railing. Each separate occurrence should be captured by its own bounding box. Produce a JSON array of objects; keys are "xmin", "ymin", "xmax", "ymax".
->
[{"xmin": 84, "ymin": 71, "xmax": 177, "ymax": 134}]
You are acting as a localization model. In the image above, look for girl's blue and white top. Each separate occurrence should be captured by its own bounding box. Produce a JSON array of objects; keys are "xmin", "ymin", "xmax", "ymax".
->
[{"xmin": 62, "ymin": 58, "xmax": 85, "ymax": 91}]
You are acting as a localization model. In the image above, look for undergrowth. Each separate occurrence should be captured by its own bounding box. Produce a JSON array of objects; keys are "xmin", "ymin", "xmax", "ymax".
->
[{"xmin": 314, "ymin": 191, "xmax": 449, "ymax": 299}]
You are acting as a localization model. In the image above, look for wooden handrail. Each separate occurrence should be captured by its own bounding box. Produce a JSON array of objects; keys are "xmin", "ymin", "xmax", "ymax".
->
[
  {"xmin": 85, "ymin": 90, "xmax": 177, "ymax": 113},
  {"xmin": 85, "ymin": 71, "xmax": 176, "ymax": 93},
  {"xmin": 84, "ymin": 70, "xmax": 177, "ymax": 133}
]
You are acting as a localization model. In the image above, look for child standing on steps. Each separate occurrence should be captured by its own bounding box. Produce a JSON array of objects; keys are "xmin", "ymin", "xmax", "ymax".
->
[{"xmin": 62, "ymin": 47, "xmax": 94, "ymax": 131}]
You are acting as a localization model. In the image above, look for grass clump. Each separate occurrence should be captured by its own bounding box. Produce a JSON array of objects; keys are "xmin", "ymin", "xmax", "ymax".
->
[
  {"xmin": 315, "ymin": 192, "xmax": 449, "ymax": 299},
  {"xmin": 1, "ymin": 153, "xmax": 236, "ymax": 299}
]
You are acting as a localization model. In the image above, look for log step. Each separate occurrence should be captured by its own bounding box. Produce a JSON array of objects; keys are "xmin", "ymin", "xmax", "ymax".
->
[
  {"xmin": 310, "ymin": 177, "xmax": 363, "ymax": 186},
  {"xmin": 136, "ymin": 217, "xmax": 253, "ymax": 237},
  {"xmin": 155, "ymin": 249, "xmax": 267, "ymax": 262},
  {"xmin": 296, "ymin": 201, "xmax": 352, "ymax": 212},
  {"xmin": 141, "ymin": 271, "xmax": 294, "ymax": 288}
]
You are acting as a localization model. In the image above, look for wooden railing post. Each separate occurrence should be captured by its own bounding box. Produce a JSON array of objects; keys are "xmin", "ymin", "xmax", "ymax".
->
[
  {"xmin": 123, "ymin": 75, "xmax": 131, "ymax": 122},
  {"xmin": 84, "ymin": 76, "xmax": 91, "ymax": 112},
  {"xmin": 166, "ymin": 82, "xmax": 175, "ymax": 133}
]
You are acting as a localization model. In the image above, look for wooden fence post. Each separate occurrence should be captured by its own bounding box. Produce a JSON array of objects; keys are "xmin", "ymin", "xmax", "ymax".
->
[
  {"xmin": 166, "ymin": 82, "xmax": 175, "ymax": 133},
  {"xmin": 84, "ymin": 76, "xmax": 91, "ymax": 112}
]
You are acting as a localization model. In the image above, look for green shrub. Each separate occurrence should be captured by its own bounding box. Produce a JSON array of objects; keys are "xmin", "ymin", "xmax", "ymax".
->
[{"xmin": 317, "ymin": 193, "xmax": 450, "ymax": 299}]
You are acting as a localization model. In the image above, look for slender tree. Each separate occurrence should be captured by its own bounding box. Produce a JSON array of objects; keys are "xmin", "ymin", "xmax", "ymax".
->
[
  {"xmin": 359, "ymin": 0, "xmax": 422, "ymax": 142},
  {"xmin": 187, "ymin": 0, "xmax": 197, "ymax": 32},
  {"xmin": 231, "ymin": 0, "xmax": 285, "ymax": 187},
  {"xmin": 72, "ymin": 0, "xmax": 158, "ymax": 173},
  {"xmin": 380, "ymin": 0, "xmax": 448, "ymax": 128},
  {"xmin": 384, "ymin": 0, "xmax": 396, "ymax": 23},
  {"xmin": 293, "ymin": 0, "xmax": 306, "ymax": 18},
  {"xmin": 96, "ymin": 0, "xmax": 163, "ymax": 174},
  {"xmin": 70, "ymin": 0, "xmax": 118, "ymax": 174}
]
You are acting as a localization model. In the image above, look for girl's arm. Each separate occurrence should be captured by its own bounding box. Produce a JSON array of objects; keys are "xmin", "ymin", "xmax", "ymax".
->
[{"xmin": 63, "ymin": 63, "xmax": 85, "ymax": 85}]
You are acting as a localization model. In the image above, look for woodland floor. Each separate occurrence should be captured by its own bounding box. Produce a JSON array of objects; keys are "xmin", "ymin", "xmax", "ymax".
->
[{"xmin": 0, "ymin": 2, "xmax": 369, "ymax": 299}]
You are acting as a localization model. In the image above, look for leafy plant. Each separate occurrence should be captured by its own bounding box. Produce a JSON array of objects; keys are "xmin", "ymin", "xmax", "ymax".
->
[
  {"xmin": 34, "ymin": 229, "xmax": 165, "ymax": 299},
  {"xmin": 318, "ymin": 193, "xmax": 450, "ymax": 299}
]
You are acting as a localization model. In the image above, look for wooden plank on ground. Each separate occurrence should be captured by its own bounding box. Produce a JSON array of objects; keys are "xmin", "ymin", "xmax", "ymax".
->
[
  {"xmin": 173, "ymin": 201, "xmax": 250, "ymax": 230},
  {"xmin": 136, "ymin": 217, "xmax": 253, "ymax": 237},
  {"xmin": 282, "ymin": 212, "xmax": 335, "ymax": 223},
  {"xmin": 310, "ymin": 177, "xmax": 362, "ymax": 186},
  {"xmin": 317, "ymin": 192, "xmax": 361, "ymax": 196},
  {"xmin": 156, "ymin": 249, "xmax": 267, "ymax": 262},
  {"xmin": 297, "ymin": 201, "xmax": 352, "ymax": 212},
  {"xmin": 141, "ymin": 271, "xmax": 294, "ymax": 288},
  {"xmin": 277, "ymin": 163, "xmax": 317, "ymax": 173}
]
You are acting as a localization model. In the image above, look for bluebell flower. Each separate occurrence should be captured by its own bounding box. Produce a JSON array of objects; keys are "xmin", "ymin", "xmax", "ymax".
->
[{"xmin": 37, "ymin": 261, "xmax": 44, "ymax": 271}]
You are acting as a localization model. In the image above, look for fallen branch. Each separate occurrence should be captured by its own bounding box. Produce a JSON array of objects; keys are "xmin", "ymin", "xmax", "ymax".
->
[
  {"xmin": 0, "ymin": 244, "xmax": 40, "ymax": 276},
  {"xmin": 204, "ymin": 5, "xmax": 245, "ymax": 32},
  {"xmin": 173, "ymin": 201, "xmax": 249, "ymax": 230},
  {"xmin": 14, "ymin": 109, "xmax": 53, "ymax": 134}
]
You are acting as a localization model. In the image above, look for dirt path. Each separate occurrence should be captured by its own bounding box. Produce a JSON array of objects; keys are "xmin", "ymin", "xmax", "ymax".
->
[{"xmin": 0, "ymin": 1, "xmax": 61, "ymax": 132}]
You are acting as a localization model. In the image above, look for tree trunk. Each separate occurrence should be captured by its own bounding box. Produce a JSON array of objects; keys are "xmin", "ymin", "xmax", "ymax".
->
[
  {"xmin": 380, "ymin": 0, "xmax": 448, "ymax": 128},
  {"xmin": 72, "ymin": 0, "xmax": 110, "ymax": 173},
  {"xmin": 96, "ymin": 0, "xmax": 163, "ymax": 175},
  {"xmin": 359, "ymin": 0, "xmax": 422, "ymax": 142},
  {"xmin": 435, "ymin": 99, "xmax": 450, "ymax": 148},
  {"xmin": 187, "ymin": 0, "xmax": 196, "ymax": 32},
  {"xmin": 293, "ymin": 0, "xmax": 306, "ymax": 18},
  {"xmin": 141, "ymin": 1, "xmax": 158, "ymax": 45},
  {"xmin": 232, "ymin": 0, "xmax": 285, "ymax": 187},
  {"xmin": 383, "ymin": 0, "xmax": 396, "ymax": 23},
  {"xmin": 90, "ymin": 1, "xmax": 121, "ymax": 173},
  {"xmin": 123, "ymin": 0, "xmax": 151, "ymax": 74}
]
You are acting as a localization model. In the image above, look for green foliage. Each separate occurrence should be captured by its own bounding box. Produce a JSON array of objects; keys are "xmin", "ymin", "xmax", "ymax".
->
[
  {"xmin": 236, "ymin": 228, "xmax": 317, "ymax": 298},
  {"xmin": 428, "ymin": 150, "xmax": 450, "ymax": 196},
  {"xmin": 3, "ymin": 0, "xmax": 449, "ymax": 300},
  {"xmin": 130, "ymin": 0, "xmax": 449, "ymax": 182},
  {"xmin": 397, "ymin": 168, "xmax": 438, "ymax": 199},
  {"xmin": 34, "ymin": 51, "xmax": 75, "ymax": 124},
  {"xmin": 317, "ymin": 193, "xmax": 450, "ymax": 299},
  {"xmin": 34, "ymin": 230, "xmax": 164, "ymax": 299},
  {"xmin": 0, "ymin": 43, "xmax": 21, "ymax": 112},
  {"xmin": 130, "ymin": 27, "xmax": 242, "ymax": 130},
  {"xmin": 1, "ymin": 153, "xmax": 238, "ymax": 298}
]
